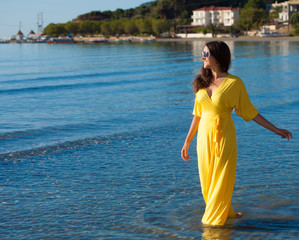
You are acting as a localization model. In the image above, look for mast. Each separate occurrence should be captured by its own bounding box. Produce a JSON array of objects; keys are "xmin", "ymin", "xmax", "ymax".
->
[{"xmin": 37, "ymin": 12, "xmax": 44, "ymax": 34}]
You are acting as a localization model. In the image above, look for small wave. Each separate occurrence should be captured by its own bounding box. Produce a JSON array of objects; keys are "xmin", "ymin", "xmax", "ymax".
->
[
  {"xmin": 0, "ymin": 79, "xmax": 137, "ymax": 94},
  {"xmin": 0, "ymin": 69, "xmax": 140, "ymax": 85},
  {"xmin": 0, "ymin": 60, "xmax": 193, "ymax": 85},
  {"xmin": 0, "ymin": 123, "xmax": 93, "ymax": 141},
  {"xmin": 0, "ymin": 129, "xmax": 142, "ymax": 162},
  {"xmin": 0, "ymin": 69, "xmax": 193, "ymax": 95},
  {"xmin": 254, "ymin": 99, "xmax": 299, "ymax": 110},
  {"xmin": 0, "ymin": 122, "xmax": 177, "ymax": 162},
  {"xmin": 0, "ymin": 70, "xmax": 144, "ymax": 94},
  {"xmin": 0, "ymin": 123, "xmax": 99, "ymax": 157},
  {"xmin": 235, "ymin": 183, "xmax": 284, "ymax": 190},
  {"xmin": 232, "ymin": 218, "xmax": 299, "ymax": 231}
]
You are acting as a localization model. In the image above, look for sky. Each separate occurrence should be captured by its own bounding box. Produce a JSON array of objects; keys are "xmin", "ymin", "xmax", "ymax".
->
[{"xmin": 0, "ymin": 0, "xmax": 150, "ymax": 38}]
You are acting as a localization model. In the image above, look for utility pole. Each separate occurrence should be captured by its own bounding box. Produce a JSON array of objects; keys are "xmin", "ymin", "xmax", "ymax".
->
[{"xmin": 37, "ymin": 12, "xmax": 44, "ymax": 34}]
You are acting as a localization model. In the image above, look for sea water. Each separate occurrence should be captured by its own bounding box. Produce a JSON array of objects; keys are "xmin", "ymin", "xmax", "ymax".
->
[{"xmin": 0, "ymin": 40, "xmax": 298, "ymax": 239}]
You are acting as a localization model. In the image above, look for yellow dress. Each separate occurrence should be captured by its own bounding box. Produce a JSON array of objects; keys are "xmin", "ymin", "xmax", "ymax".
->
[{"xmin": 193, "ymin": 74, "xmax": 259, "ymax": 226}]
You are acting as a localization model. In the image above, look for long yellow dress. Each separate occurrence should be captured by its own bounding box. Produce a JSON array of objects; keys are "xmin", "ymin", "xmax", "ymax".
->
[{"xmin": 193, "ymin": 74, "xmax": 259, "ymax": 226}]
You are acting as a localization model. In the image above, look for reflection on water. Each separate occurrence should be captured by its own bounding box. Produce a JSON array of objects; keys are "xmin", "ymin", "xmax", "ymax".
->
[
  {"xmin": 202, "ymin": 225, "xmax": 232, "ymax": 240},
  {"xmin": 192, "ymin": 41, "xmax": 206, "ymax": 62},
  {"xmin": 200, "ymin": 218, "xmax": 299, "ymax": 240},
  {"xmin": 191, "ymin": 39, "xmax": 292, "ymax": 60},
  {"xmin": 191, "ymin": 40, "xmax": 236, "ymax": 60}
]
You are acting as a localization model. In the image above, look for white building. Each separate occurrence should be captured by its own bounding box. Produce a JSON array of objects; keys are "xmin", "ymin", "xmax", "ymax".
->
[
  {"xmin": 191, "ymin": 6, "xmax": 239, "ymax": 27},
  {"xmin": 269, "ymin": 0, "xmax": 299, "ymax": 23}
]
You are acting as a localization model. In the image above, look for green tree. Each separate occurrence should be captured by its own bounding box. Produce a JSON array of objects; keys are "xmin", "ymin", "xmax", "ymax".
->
[
  {"xmin": 112, "ymin": 9, "xmax": 124, "ymax": 19},
  {"xmin": 123, "ymin": 20, "xmax": 138, "ymax": 34},
  {"xmin": 178, "ymin": 10, "xmax": 190, "ymax": 25},
  {"xmin": 134, "ymin": 5, "xmax": 151, "ymax": 18},
  {"xmin": 253, "ymin": 8, "xmax": 268, "ymax": 29},
  {"xmin": 101, "ymin": 11, "xmax": 113, "ymax": 20},
  {"xmin": 135, "ymin": 19, "xmax": 152, "ymax": 34},
  {"xmin": 45, "ymin": 23, "xmax": 67, "ymax": 36},
  {"xmin": 269, "ymin": 6, "xmax": 282, "ymax": 21},
  {"xmin": 110, "ymin": 20, "xmax": 125, "ymax": 35},
  {"xmin": 290, "ymin": 11, "xmax": 299, "ymax": 28},
  {"xmin": 65, "ymin": 22, "xmax": 79, "ymax": 35},
  {"xmin": 79, "ymin": 21, "xmax": 99, "ymax": 35},
  {"xmin": 154, "ymin": 0, "xmax": 175, "ymax": 19},
  {"xmin": 238, "ymin": 0, "xmax": 268, "ymax": 32},
  {"xmin": 123, "ymin": 8, "xmax": 135, "ymax": 18},
  {"xmin": 290, "ymin": 12, "xmax": 299, "ymax": 35},
  {"xmin": 152, "ymin": 19, "xmax": 171, "ymax": 35},
  {"xmin": 93, "ymin": 21, "xmax": 102, "ymax": 34},
  {"xmin": 44, "ymin": 23, "xmax": 58, "ymax": 36},
  {"xmin": 244, "ymin": 0, "xmax": 266, "ymax": 9},
  {"xmin": 101, "ymin": 22, "xmax": 112, "ymax": 35},
  {"xmin": 207, "ymin": 23, "xmax": 216, "ymax": 37}
]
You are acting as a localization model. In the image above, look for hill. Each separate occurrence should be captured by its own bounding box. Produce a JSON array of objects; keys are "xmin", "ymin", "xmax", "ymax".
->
[
  {"xmin": 44, "ymin": 1, "xmax": 289, "ymax": 37},
  {"xmin": 72, "ymin": 0, "xmax": 251, "ymax": 23}
]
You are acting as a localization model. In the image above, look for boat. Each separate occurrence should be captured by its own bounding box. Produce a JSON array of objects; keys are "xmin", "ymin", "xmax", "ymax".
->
[
  {"xmin": 259, "ymin": 31, "xmax": 279, "ymax": 37},
  {"xmin": 47, "ymin": 37, "xmax": 74, "ymax": 44},
  {"xmin": 259, "ymin": 27, "xmax": 280, "ymax": 37},
  {"xmin": 0, "ymin": 39, "xmax": 10, "ymax": 44},
  {"xmin": 115, "ymin": 38, "xmax": 131, "ymax": 43},
  {"xmin": 88, "ymin": 39, "xmax": 108, "ymax": 43},
  {"xmin": 33, "ymin": 39, "xmax": 47, "ymax": 43},
  {"xmin": 139, "ymin": 38, "xmax": 155, "ymax": 42}
]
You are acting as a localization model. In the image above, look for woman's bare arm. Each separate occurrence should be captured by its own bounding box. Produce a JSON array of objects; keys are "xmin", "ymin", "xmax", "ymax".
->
[
  {"xmin": 253, "ymin": 113, "xmax": 292, "ymax": 141},
  {"xmin": 181, "ymin": 116, "xmax": 201, "ymax": 161}
]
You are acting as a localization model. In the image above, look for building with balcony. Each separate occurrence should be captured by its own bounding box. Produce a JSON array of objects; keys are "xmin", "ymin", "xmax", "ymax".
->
[
  {"xmin": 191, "ymin": 6, "xmax": 239, "ymax": 27},
  {"xmin": 269, "ymin": 0, "xmax": 299, "ymax": 23}
]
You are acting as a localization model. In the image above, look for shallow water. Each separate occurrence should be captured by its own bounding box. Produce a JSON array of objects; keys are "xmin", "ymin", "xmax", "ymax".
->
[{"xmin": 0, "ymin": 40, "xmax": 298, "ymax": 239}]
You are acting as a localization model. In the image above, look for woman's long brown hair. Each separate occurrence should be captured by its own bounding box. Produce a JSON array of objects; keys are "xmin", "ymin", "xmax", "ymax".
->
[{"xmin": 193, "ymin": 41, "xmax": 231, "ymax": 93}]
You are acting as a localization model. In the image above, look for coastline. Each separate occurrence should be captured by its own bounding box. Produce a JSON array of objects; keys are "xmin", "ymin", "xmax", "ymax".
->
[
  {"xmin": 74, "ymin": 35, "xmax": 299, "ymax": 43},
  {"xmin": 155, "ymin": 36, "xmax": 299, "ymax": 42},
  {"xmin": 3, "ymin": 35, "xmax": 299, "ymax": 44}
]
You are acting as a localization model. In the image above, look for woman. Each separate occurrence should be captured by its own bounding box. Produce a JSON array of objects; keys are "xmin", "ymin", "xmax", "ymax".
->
[{"xmin": 181, "ymin": 41, "xmax": 292, "ymax": 226}]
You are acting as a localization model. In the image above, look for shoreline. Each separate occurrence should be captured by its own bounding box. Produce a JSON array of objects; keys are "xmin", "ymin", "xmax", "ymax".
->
[
  {"xmin": 76, "ymin": 35, "xmax": 299, "ymax": 43},
  {"xmin": 3, "ymin": 35, "xmax": 299, "ymax": 44},
  {"xmin": 155, "ymin": 36, "xmax": 299, "ymax": 42}
]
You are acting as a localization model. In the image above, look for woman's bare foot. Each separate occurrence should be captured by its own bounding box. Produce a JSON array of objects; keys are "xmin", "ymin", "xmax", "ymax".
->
[{"xmin": 236, "ymin": 212, "xmax": 243, "ymax": 218}]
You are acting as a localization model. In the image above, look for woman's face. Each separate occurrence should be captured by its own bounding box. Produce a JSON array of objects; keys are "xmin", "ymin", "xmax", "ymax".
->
[{"xmin": 202, "ymin": 46, "xmax": 218, "ymax": 69}]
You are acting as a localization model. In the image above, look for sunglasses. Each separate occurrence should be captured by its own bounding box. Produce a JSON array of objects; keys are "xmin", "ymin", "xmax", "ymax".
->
[{"xmin": 201, "ymin": 51, "xmax": 210, "ymax": 58}]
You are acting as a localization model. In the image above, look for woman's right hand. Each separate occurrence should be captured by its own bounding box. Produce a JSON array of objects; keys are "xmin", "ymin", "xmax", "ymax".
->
[
  {"xmin": 181, "ymin": 143, "xmax": 190, "ymax": 161},
  {"xmin": 181, "ymin": 115, "xmax": 200, "ymax": 162}
]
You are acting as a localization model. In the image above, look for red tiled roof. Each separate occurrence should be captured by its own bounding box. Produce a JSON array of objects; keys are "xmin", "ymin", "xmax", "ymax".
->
[{"xmin": 193, "ymin": 6, "xmax": 239, "ymax": 11}]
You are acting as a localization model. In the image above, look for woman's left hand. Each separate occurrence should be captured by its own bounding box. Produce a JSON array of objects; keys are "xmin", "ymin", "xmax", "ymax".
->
[
  {"xmin": 274, "ymin": 128, "xmax": 293, "ymax": 141},
  {"xmin": 253, "ymin": 114, "xmax": 293, "ymax": 141}
]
